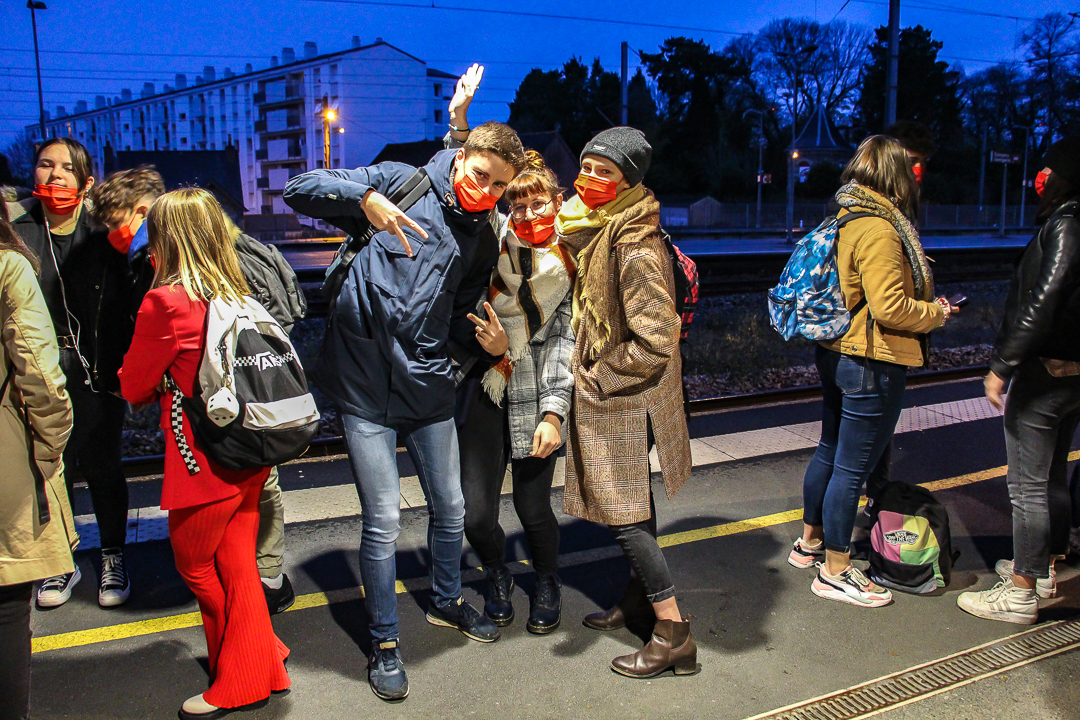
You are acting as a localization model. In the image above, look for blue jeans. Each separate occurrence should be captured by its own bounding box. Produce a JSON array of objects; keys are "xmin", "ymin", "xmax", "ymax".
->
[
  {"xmin": 342, "ymin": 415, "xmax": 465, "ymax": 643},
  {"xmin": 803, "ymin": 346, "xmax": 907, "ymax": 553}
]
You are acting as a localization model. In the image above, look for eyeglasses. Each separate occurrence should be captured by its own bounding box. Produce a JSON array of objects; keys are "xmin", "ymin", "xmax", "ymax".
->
[{"xmin": 509, "ymin": 198, "xmax": 553, "ymax": 221}]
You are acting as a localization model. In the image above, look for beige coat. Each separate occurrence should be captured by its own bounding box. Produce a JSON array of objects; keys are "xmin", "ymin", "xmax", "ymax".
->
[
  {"xmin": 821, "ymin": 209, "xmax": 945, "ymax": 367},
  {"xmin": 562, "ymin": 195, "xmax": 692, "ymax": 526},
  {"xmin": 0, "ymin": 250, "xmax": 76, "ymax": 587}
]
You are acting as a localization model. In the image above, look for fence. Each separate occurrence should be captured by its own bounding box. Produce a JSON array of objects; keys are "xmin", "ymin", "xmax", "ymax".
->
[{"xmin": 660, "ymin": 203, "xmax": 1038, "ymax": 232}]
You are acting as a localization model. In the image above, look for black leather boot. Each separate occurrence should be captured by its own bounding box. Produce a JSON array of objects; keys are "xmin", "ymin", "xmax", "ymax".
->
[
  {"xmin": 484, "ymin": 565, "xmax": 514, "ymax": 626},
  {"xmin": 527, "ymin": 573, "xmax": 561, "ymax": 634}
]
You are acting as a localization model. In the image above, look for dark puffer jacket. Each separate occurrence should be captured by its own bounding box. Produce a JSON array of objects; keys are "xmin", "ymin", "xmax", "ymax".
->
[
  {"xmin": 8, "ymin": 198, "xmax": 134, "ymax": 394},
  {"xmin": 991, "ymin": 197, "xmax": 1080, "ymax": 378}
]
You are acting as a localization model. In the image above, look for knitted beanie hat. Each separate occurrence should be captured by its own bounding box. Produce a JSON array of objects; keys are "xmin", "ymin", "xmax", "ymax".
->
[
  {"xmin": 1043, "ymin": 134, "xmax": 1080, "ymax": 190},
  {"xmin": 580, "ymin": 127, "xmax": 652, "ymax": 187}
]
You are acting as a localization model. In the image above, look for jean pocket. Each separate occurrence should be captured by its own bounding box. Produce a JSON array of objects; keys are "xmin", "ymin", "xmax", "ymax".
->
[{"xmin": 835, "ymin": 355, "xmax": 867, "ymax": 394}]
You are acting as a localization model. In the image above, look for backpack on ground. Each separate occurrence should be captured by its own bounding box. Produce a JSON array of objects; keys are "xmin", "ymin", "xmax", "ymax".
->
[
  {"xmin": 321, "ymin": 168, "xmax": 432, "ymax": 310},
  {"xmin": 767, "ymin": 211, "xmax": 873, "ymax": 341},
  {"xmin": 867, "ymin": 482, "xmax": 959, "ymax": 594},
  {"xmin": 661, "ymin": 231, "xmax": 699, "ymax": 339},
  {"xmin": 233, "ymin": 232, "xmax": 307, "ymax": 332},
  {"xmin": 166, "ymin": 296, "xmax": 320, "ymax": 474}
]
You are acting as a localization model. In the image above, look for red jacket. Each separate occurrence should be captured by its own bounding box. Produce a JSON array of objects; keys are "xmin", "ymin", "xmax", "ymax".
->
[{"xmin": 119, "ymin": 285, "xmax": 269, "ymax": 510}]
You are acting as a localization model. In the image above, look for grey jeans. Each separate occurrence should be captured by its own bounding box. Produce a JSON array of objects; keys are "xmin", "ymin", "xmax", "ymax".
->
[
  {"xmin": 256, "ymin": 467, "xmax": 285, "ymax": 578},
  {"xmin": 1003, "ymin": 360, "xmax": 1080, "ymax": 579},
  {"xmin": 608, "ymin": 492, "xmax": 676, "ymax": 603}
]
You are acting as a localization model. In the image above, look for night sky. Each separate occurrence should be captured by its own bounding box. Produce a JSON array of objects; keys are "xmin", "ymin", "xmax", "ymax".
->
[{"xmin": 1, "ymin": 0, "xmax": 1072, "ymax": 144}]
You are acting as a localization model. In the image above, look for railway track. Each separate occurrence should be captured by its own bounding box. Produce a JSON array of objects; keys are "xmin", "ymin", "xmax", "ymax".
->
[{"xmin": 119, "ymin": 364, "xmax": 988, "ymax": 478}]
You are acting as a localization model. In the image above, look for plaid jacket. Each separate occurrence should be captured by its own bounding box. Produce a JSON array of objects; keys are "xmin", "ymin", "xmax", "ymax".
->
[{"xmin": 504, "ymin": 292, "xmax": 575, "ymax": 459}]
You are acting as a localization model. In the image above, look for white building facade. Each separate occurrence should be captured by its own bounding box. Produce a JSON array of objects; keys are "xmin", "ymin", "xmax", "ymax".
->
[{"xmin": 30, "ymin": 39, "xmax": 456, "ymax": 216}]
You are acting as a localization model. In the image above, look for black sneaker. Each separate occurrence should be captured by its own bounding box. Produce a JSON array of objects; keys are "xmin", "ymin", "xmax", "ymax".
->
[
  {"xmin": 262, "ymin": 573, "xmax": 296, "ymax": 615},
  {"xmin": 483, "ymin": 565, "xmax": 514, "ymax": 626},
  {"xmin": 527, "ymin": 573, "xmax": 561, "ymax": 635},
  {"xmin": 98, "ymin": 549, "xmax": 130, "ymax": 608},
  {"xmin": 37, "ymin": 566, "xmax": 81, "ymax": 608},
  {"xmin": 368, "ymin": 640, "xmax": 409, "ymax": 701},
  {"xmin": 426, "ymin": 597, "xmax": 500, "ymax": 642}
]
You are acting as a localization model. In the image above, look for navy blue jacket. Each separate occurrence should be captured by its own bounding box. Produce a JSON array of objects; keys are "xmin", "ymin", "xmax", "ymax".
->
[{"xmin": 283, "ymin": 149, "xmax": 499, "ymax": 429}]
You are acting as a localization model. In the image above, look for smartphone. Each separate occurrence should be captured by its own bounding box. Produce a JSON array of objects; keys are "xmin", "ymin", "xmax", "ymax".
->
[{"xmin": 948, "ymin": 293, "xmax": 969, "ymax": 308}]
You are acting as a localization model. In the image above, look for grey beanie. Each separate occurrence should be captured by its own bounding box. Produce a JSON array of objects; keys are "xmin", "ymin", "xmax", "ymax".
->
[{"xmin": 580, "ymin": 127, "xmax": 652, "ymax": 187}]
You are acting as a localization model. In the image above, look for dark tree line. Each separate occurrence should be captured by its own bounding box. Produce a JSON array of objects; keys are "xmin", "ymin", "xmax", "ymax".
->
[{"xmin": 507, "ymin": 12, "xmax": 1080, "ymax": 205}]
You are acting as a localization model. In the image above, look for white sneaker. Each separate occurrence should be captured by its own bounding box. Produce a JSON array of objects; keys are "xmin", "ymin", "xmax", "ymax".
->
[
  {"xmin": 957, "ymin": 579, "xmax": 1038, "ymax": 625},
  {"xmin": 994, "ymin": 558, "xmax": 1057, "ymax": 599},
  {"xmin": 37, "ymin": 566, "xmax": 81, "ymax": 608},
  {"xmin": 98, "ymin": 550, "xmax": 130, "ymax": 607},
  {"xmin": 787, "ymin": 538, "xmax": 825, "ymax": 569},
  {"xmin": 811, "ymin": 564, "xmax": 893, "ymax": 607}
]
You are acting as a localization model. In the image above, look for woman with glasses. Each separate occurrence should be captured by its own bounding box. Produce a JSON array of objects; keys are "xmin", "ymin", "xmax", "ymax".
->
[{"xmin": 455, "ymin": 149, "xmax": 575, "ymax": 635}]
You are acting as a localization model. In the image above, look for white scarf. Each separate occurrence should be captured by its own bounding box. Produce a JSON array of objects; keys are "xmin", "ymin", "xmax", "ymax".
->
[{"xmin": 482, "ymin": 224, "xmax": 576, "ymax": 405}]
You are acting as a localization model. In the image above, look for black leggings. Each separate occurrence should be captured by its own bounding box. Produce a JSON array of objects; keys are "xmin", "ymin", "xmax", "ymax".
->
[
  {"xmin": 0, "ymin": 582, "xmax": 33, "ymax": 720},
  {"xmin": 63, "ymin": 375, "xmax": 129, "ymax": 550},
  {"xmin": 456, "ymin": 376, "xmax": 560, "ymax": 575},
  {"xmin": 609, "ymin": 491, "xmax": 675, "ymax": 603}
]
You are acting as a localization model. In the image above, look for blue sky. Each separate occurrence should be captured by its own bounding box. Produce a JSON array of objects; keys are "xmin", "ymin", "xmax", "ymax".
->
[{"xmin": 1, "ymin": 0, "xmax": 1071, "ymax": 144}]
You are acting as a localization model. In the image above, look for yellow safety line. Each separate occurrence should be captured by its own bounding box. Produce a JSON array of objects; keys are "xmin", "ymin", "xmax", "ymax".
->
[{"xmin": 33, "ymin": 452, "xmax": 1080, "ymax": 655}]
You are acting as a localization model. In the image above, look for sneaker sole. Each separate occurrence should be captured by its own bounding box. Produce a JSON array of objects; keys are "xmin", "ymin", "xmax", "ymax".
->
[
  {"xmin": 787, "ymin": 553, "xmax": 821, "ymax": 569},
  {"xmin": 526, "ymin": 618, "xmax": 561, "ymax": 635},
  {"xmin": 811, "ymin": 577, "xmax": 892, "ymax": 608},
  {"xmin": 957, "ymin": 595, "xmax": 1037, "ymax": 625},
  {"xmin": 425, "ymin": 613, "xmax": 500, "ymax": 643},
  {"xmin": 99, "ymin": 585, "xmax": 131, "ymax": 608},
  {"xmin": 369, "ymin": 680, "xmax": 409, "ymax": 702},
  {"xmin": 37, "ymin": 568, "xmax": 81, "ymax": 608}
]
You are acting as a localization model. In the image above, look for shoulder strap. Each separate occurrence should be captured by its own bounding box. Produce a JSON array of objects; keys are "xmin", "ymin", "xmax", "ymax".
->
[
  {"xmin": 835, "ymin": 211, "xmax": 876, "ymax": 228},
  {"xmin": 388, "ymin": 167, "xmax": 432, "ymax": 212}
]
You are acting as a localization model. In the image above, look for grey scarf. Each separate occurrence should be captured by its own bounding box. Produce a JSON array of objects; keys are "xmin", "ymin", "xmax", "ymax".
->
[{"xmin": 834, "ymin": 182, "xmax": 934, "ymax": 301}]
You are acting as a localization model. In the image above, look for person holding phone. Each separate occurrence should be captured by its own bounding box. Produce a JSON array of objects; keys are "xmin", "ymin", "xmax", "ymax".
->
[{"xmin": 789, "ymin": 136, "xmax": 958, "ymax": 608}]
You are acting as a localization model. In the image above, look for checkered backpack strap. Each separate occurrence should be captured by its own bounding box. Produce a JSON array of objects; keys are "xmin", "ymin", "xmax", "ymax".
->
[{"xmin": 164, "ymin": 374, "xmax": 200, "ymax": 476}]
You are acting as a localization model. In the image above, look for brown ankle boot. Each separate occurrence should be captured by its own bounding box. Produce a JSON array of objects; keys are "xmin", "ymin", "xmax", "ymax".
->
[
  {"xmin": 610, "ymin": 618, "xmax": 700, "ymax": 678},
  {"xmin": 583, "ymin": 576, "xmax": 655, "ymax": 631}
]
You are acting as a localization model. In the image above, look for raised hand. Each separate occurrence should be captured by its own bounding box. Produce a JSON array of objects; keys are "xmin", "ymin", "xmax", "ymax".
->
[
  {"xmin": 360, "ymin": 190, "xmax": 429, "ymax": 257},
  {"xmin": 449, "ymin": 63, "xmax": 484, "ymax": 136},
  {"xmin": 467, "ymin": 301, "xmax": 508, "ymax": 356}
]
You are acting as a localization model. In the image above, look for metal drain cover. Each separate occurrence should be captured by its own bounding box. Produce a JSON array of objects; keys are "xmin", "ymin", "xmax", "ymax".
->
[{"xmin": 746, "ymin": 617, "xmax": 1080, "ymax": 720}]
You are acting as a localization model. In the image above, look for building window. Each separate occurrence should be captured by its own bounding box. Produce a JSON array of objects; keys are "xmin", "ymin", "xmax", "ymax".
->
[
  {"xmin": 124, "ymin": 123, "xmax": 129, "ymax": 130},
  {"xmin": 435, "ymin": 109, "xmax": 443, "ymax": 124},
  {"xmin": 179, "ymin": 112, "xmax": 186, "ymax": 120},
  {"xmin": 181, "ymin": 138, "xmax": 188, "ymax": 145},
  {"xmin": 434, "ymin": 83, "xmax": 441, "ymax": 97}
]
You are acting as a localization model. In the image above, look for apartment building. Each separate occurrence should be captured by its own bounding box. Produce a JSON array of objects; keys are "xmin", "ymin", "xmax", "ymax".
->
[{"xmin": 30, "ymin": 38, "xmax": 457, "ymax": 216}]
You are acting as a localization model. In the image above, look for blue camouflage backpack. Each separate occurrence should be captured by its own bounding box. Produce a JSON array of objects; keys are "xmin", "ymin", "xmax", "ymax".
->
[{"xmin": 767, "ymin": 211, "xmax": 874, "ymax": 341}]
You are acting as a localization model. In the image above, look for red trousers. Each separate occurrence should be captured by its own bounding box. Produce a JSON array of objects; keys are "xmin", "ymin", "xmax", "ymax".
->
[{"xmin": 169, "ymin": 478, "xmax": 291, "ymax": 708}]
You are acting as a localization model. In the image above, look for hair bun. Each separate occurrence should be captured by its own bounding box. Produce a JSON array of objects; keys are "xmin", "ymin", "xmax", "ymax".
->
[{"xmin": 524, "ymin": 149, "xmax": 546, "ymax": 171}]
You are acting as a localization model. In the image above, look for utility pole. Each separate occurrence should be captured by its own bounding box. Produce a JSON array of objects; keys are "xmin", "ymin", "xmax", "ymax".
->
[
  {"xmin": 999, "ymin": 160, "xmax": 1008, "ymax": 238},
  {"xmin": 978, "ymin": 126, "xmax": 987, "ymax": 218},
  {"xmin": 884, "ymin": 0, "xmax": 900, "ymax": 127},
  {"xmin": 620, "ymin": 42, "xmax": 629, "ymax": 126},
  {"xmin": 744, "ymin": 108, "xmax": 765, "ymax": 229},
  {"xmin": 27, "ymin": 1, "xmax": 48, "ymax": 142},
  {"xmin": 322, "ymin": 95, "xmax": 336, "ymax": 170},
  {"xmin": 1015, "ymin": 125, "xmax": 1031, "ymax": 226}
]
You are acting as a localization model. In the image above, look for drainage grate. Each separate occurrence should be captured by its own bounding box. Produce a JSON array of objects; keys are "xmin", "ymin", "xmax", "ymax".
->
[{"xmin": 746, "ymin": 617, "xmax": 1080, "ymax": 720}]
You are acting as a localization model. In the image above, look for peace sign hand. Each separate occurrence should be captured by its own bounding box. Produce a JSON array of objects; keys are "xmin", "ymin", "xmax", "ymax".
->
[
  {"xmin": 449, "ymin": 63, "xmax": 484, "ymax": 133},
  {"xmin": 467, "ymin": 301, "xmax": 509, "ymax": 356}
]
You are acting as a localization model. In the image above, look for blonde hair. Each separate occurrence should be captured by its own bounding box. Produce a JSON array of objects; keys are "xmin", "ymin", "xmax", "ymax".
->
[
  {"xmin": 147, "ymin": 188, "xmax": 250, "ymax": 302},
  {"xmin": 841, "ymin": 135, "xmax": 918, "ymax": 218},
  {"xmin": 504, "ymin": 149, "xmax": 562, "ymax": 205}
]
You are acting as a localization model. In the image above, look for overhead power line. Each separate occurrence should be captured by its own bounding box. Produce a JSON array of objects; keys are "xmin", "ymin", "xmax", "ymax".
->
[{"xmin": 849, "ymin": 0, "xmax": 1036, "ymax": 22}]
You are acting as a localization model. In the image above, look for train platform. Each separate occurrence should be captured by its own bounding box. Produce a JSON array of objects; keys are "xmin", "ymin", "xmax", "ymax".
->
[{"xmin": 31, "ymin": 377, "xmax": 1080, "ymax": 719}]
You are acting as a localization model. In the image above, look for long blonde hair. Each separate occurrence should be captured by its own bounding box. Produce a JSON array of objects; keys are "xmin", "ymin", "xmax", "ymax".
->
[
  {"xmin": 841, "ymin": 135, "xmax": 919, "ymax": 219},
  {"xmin": 147, "ymin": 188, "xmax": 249, "ymax": 302}
]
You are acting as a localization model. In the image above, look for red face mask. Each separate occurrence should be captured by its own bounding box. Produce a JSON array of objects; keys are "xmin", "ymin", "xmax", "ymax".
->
[
  {"xmin": 513, "ymin": 214, "xmax": 556, "ymax": 245},
  {"xmin": 912, "ymin": 163, "xmax": 924, "ymax": 185},
  {"xmin": 107, "ymin": 222, "xmax": 135, "ymax": 254},
  {"xmin": 454, "ymin": 167, "xmax": 499, "ymax": 213},
  {"xmin": 573, "ymin": 173, "xmax": 619, "ymax": 210},
  {"xmin": 1035, "ymin": 170, "xmax": 1050, "ymax": 197},
  {"xmin": 33, "ymin": 184, "xmax": 82, "ymax": 215}
]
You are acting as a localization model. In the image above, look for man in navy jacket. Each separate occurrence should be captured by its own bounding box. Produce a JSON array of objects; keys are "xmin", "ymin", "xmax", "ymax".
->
[{"xmin": 284, "ymin": 120, "xmax": 524, "ymax": 701}]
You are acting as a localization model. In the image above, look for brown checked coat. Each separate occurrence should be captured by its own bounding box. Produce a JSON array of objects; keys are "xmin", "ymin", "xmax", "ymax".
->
[{"xmin": 562, "ymin": 192, "xmax": 691, "ymax": 526}]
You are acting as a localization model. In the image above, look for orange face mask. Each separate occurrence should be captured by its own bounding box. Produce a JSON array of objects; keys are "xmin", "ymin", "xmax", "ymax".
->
[
  {"xmin": 1035, "ymin": 170, "xmax": 1050, "ymax": 196},
  {"xmin": 513, "ymin": 214, "xmax": 556, "ymax": 245},
  {"xmin": 107, "ymin": 222, "xmax": 135, "ymax": 254},
  {"xmin": 33, "ymin": 184, "xmax": 82, "ymax": 215},
  {"xmin": 912, "ymin": 163, "xmax": 924, "ymax": 184},
  {"xmin": 454, "ymin": 169, "xmax": 499, "ymax": 213},
  {"xmin": 573, "ymin": 173, "xmax": 619, "ymax": 210}
]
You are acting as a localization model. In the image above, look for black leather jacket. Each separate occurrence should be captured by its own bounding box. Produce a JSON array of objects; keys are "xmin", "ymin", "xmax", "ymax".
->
[{"xmin": 991, "ymin": 197, "xmax": 1080, "ymax": 378}]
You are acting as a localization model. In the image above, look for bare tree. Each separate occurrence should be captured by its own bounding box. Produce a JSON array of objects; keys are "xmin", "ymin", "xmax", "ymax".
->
[
  {"xmin": 3, "ymin": 131, "xmax": 38, "ymax": 186},
  {"xmin": 1021, "ymin": 12, "xmax": 1080, "ymax": 146}
]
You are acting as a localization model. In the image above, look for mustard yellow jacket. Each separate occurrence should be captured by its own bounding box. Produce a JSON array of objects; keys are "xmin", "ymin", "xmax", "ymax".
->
[{"xmin": 821, "ymin": 209, "xmax": 945, "ymax": 367}]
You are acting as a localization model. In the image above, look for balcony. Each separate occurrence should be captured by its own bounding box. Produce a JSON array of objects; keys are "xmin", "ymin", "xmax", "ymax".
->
[
  {"xmin": 253, "ymin": 92, "xmax": 266, "ymax": 104},
  {"xmin": 255, "ymin": 148, "xmax": 268, "ymax": 161},
  {"xmin": 254, "ymin": 119, "xmax": 267, "ymax": 133}
]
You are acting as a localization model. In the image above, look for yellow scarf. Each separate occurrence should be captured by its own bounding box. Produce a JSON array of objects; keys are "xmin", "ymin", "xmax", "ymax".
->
[{"xmin": 555, "ymin": 184, "xmax": 647, "ymax": 236}]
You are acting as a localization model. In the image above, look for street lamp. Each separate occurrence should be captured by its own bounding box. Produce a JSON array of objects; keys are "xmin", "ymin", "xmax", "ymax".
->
[
  {"xmin": 27, "ymin": 1, "xmax": 48, "ymax": 142},
  {"xmin": 321, "ymin": 95, "xmax": 336, "ymax": 169},
  {"xmin": 787, "ymin": 150, "xmax": 799, "ymax": 242},
  {"xmin": 743, "ymin": 108, "xmax": 766, "ymax": 229}
]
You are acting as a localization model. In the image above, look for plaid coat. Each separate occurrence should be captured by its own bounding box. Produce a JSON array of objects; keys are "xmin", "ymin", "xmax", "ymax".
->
[{"xmin": 562, "ymin": 201, "xmax": 692, "ymax": 526}]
